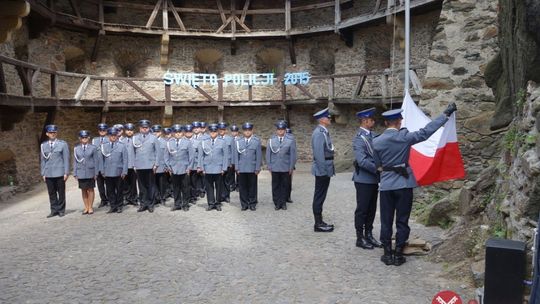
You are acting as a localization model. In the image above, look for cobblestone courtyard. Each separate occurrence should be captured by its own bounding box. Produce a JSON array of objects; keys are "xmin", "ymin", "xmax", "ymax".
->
[{"xmin": 0, "ymin": 165, "xmax": 473, "ymax": 303}]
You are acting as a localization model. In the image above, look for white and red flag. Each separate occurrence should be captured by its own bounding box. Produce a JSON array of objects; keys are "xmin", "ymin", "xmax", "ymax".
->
[{"xmin": 401, "ymin": 93, "xmax": 466, "ymax": 186}]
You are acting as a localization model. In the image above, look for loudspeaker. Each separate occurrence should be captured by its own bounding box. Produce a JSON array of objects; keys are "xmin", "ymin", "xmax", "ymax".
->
[{"xmin": 484, "ymin": 238, "xmax": 527, "ymax": 304}]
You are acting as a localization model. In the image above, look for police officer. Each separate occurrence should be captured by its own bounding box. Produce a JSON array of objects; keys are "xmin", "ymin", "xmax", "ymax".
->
[
  {"xmin": 217, "ymin": 122, "xmax": 234, "ymax": 203},
  {"xmin": 198, "ymin": 124, "xmax": 229, "ymax": 211},
  {"xmin": 234, "ymin": 122, "xmax": 262, "ymax": 211},
  {"xmin": 100, "ymin": 127, "xmax": 128, "ymax": 213},
  {"xmin": 373, "ymin": 103, "xmax": 457, "ymax": 266},
  {"xmin": 229, "ymin": 124, "xmax": 241, "ymax": 192},
  {"xmin": 73, "ymin": 130, "xmax": 99, "ymax": 215},
  {"xmin": 266, "ymin": 121, "xmax": 297, "ymax": 211},
  {"xmin": 152, "ymin": 124, "xmax": 167, "ymax": 206},
  {"xmin": 191, "ymin": 121, "xmax": 205, "ymax": 199},
  {"xmin": 133, "ymin": 119, "xmax": 158, "ymax": 213},
  {"xmin": 285, "ymin": 127, "xmax": 295, "ymax": 203},
  {"xmin": 199, "ymin": 122, "xmax": 210, "ymax": 140},
  {"xmin": 352, "ymin": 108, "xmax": 382, "ymax": 249},
  {"xmin": 166, "ymin": 124, "xmax": 194, "ymax": 211},
  {"xmin": 311, "ymin": 108, "xmax": 335, "ymax": 232},
  {"xmin": 92, "ymin": 123, "xmax": 109, "ymax": 208},
  {"xmin": 119, "ymin": 123, "xmax": 138, "ymax": 206},
  {"xmin": 162, "ymin": 127, "xmax": 173, "ymax": 200},
  {"xmin": 183, "ymin": 124, "xmax": 197, "ymax": 204},
  {"xmin": 40, "ymin": 124, "xmax": 70, "ymax": 218},
  {"xmin": 114, "ymin": 124, "xmax": 124, "ymax": 138}
]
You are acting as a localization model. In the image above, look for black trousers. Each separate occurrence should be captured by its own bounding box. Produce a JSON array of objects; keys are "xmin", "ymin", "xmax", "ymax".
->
[
  {"xmin": 105, "ymin": 176, "xmax": 123, "ymax": 210},
  {"xmin": 96, "ymin": 173, "xmax": 108, "ymax": 203},
  {"xmin": 154, "ymin": 172, "xmax": 168, "ymax": 203},
  {"xmin": 45, "ymin": 177, "xmax": 66, "ymax": 214},
  {"xmin": 137, "ymin": 169, "xmax": 155, "ymax": 208},
  {"xmin": 287, "ymin": 173, "xmax": 293, "ymax": 201},
  {"xmin": 312, "ymin": 175, "xmax": 331, "ymax": 219},
  {"xmin": 271, "ymin": 172, "xmax": 289, "ymax": 208},
  {"xmin": 379, "ymin": 188, "xmax": 413, "ymax": 248},
  {"xmin": 220, "ymin": 166, "xmax": 236, "ymax": 201},
  {"xmin": 205, "ymin": 173, "xmax": 223, "ymax": 207},
  {"xmin": 122, "ymin": 168, "xmax": 138, "ymax": 203},
  {"xmin": 238, "ymin": 173, "xmax": 257, "ymax": 208},
  {"xmin": 171, "ymin": 174, "xmax": 189, "ymax": 208},
  {"xmin": 189, "ymin": 170, "xmax": 199, "ymax": 200},
  {"xmin": 354, "ymin": 182, "xmax": 379, "ymax": 234}
]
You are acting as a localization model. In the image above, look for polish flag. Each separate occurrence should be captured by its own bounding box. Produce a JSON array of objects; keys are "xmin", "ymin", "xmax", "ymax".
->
[{"xmin": 401, "ymin": 93, "xmax": 465, "ymax": 186}]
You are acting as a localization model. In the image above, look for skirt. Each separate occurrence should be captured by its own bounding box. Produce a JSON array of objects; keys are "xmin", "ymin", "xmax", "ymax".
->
[{"xmin": 78, "ymin": 178, "xmax": 96, "ymax": 189}]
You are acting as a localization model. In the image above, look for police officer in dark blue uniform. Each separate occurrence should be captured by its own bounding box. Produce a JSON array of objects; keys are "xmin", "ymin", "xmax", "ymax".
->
[
  {"xmin": 352, "ymin": 108, "xmax": 382, "ymax": 249},
  {"xmin": 373, "ymin": 102, "xmax": 457, "ymax": 266}
]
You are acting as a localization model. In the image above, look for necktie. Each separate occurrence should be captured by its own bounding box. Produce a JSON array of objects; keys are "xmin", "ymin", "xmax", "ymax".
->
[
  {"xmin": 245, "ymin": 139, "xmax": 248, "ymax": 146},
  {"xmin": 176, "ymin": 139, "xmax": 179, "ymax": 147},
  {"xmin": 50, "ymin": 141, "xmax": 53, "ymax": 149},
  {"xmin": 83, "ymin": 145, "xmax": 86, "ymax": 152},
  {"xmin": 100, "ymin": 137, "xmax": 103, "ymax": 144},
  {"xmin": 212, "ymin": 139, "xmax": 215, "ymax": 146},
  {"xmin": 279, "ymin": 137, "xmax": 283, "ymax": 144},
  {"xmin": 143, "ymin": 134, "xmax": 146, "ymax": 139},
  {"xmin": 111, "ymin": 142, "xmax": 114, "ymax": 150}
]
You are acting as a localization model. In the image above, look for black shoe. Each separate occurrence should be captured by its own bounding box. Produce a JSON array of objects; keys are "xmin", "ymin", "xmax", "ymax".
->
[
  {"xmin": 137, "ymin": 207, "xmax": 147, "ymax": 212},
  {"xmin": 171, "ymin": 206, "xmax": 181, "ymax": 211},
  {"xmin": 356, "ymin": 237, "xmax": 374, "ymax": 249},
  {"xmin": 225, "ymin": 198, "xmax": 230, "ymax": 203},
  {"xmin": 58, "ymin": 212, "xmax": 65, "ymax": 217},
  {"xmin": 321, "ymin": 221, "xmax": 334, "ymax": 228},
  {"xmin": 241, "ymin": 207, "xmax": 248, "ymax": 211},
  {"xmin": 394, "ymin": 247, "xmax": 406, "ymax": 266},
  {"xmin": 275, "ymin": 206, "xmax": 280, "ymax": 210},
  {"xmin": 182, "ymin": 206, "xmax": 190, "ymax": 211},
  {"xmin": 365, "ymin": 232, "xmax": 383, "ymax": 248},
  {"xmin": 116, "ymin": 208, "xmax": 123, "ymax": 213},
  {"xmin": 286, "ymin": 199, "xmax": 293, "ymax": 203},
  {"xmin": 281, "ymin": 204, "xmax": 287, "ymax": 210},
  {"xmin": 381, "ymin": 245, "xmax": 395, "ymax": 266},
  {"xmin": 148, "ymin": 207, "xmax": 154, "ymax": 213},
  {"xmin": 107, "ymin": 208, "xmax": 116, "ymax": 214},
  {"xmin": 206, "ymin": 206, "xmax": 214, "ymax": 211},
  {"xmin": 98, "ymin": 201, "xmax": 108, "ymax": 208},
  {"xmin": 46, "ymin": 213, "xmax": 57, "ymax": 218},
  {"xmin": 314, "ymin": 223, "xmax": 334, "ymax": 232},
  {"xmin": 216, "ymin": 205, "xmax": 222, "ymax": 211},
  {"xmin": 199, "ymin": 192, "xmax": 205, "ymax": 198},
  {"xmin": 249, "ymin": 205, "xmax": 256, "ymax": 211}
]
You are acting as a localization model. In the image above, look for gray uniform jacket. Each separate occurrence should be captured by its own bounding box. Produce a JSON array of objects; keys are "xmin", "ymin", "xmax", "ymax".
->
[
  {"xmin": 266, "ymin": 135, "xmax": 297, "ymax": 172},
  {"xmin": 373, "ymin": 114, "xmax": 448, "ymax": 191},
  {"xmin": 92, "ymin": 136, "xmax": 109, "ymax": 174},
  {"xmin": 198, "ymin": 137, "xmax": 229, "ymax": 174},
  {"xmin": 155, "ymin": 137, "xmax": 168, "ymax": 174},
  {"xmin": 191, "ymin": 135, "xmax": 203, "ymax": 169},
  {"xmin": 119, "ymin": 136, "xmax": 135, "ymax": 169},
  {"xmin": 165, "ymin": 138, "xmax": 194, "ymax": 175},
  {"xmin": 72, "ymin": 144, "xmax": 99, "ymax": 179},
  {"xmin": 352, "ymin": 128, "xmax": 379, "ymax": 184},
  {"xmin": 311, "ymin": 125, "xmax": 335, "ymax": 177},
  {"xmin": 99, "ymin": 141, "xmax": 128, "ymax": 177},
  {"xmin": 234, "ymin": 136, "xmax": 262, "ymax": 173},
  {"xmin": 40, "ymin": 139, "xmax": 70, "ymax": 178},
  {"xmin": 220, "ymin": 135, "xmax": 234, "ymax": 167},
  {"xmin": 132, "ymin": 133, "xmax": 158, "ymax": 170}
]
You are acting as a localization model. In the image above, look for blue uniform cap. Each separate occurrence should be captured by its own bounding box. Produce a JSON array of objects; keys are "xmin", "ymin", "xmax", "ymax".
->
[
  {"xmin": 113, "ymin": 124, "xmax": 124, "ymax": 130},
  {"xmin": 172, "ymin": 124, "xmax": 183, "ymax": 132},
  {"xmin": 124, "ymin": 123, "xmax": 135, "ymax": 130},
  {"xmin": 184, "ymin": 124, "xmax": 194, "ymax": 132},
  {"xmin": 313, "ymin": 108, "xmax": 330, "ymax": 120},
  {"xmin": 286, "ymin": 128, "xmax": 292, "ymax": 134},
  {"xmin": 138, "ymin": 119, "xmax": 151, "ymax": 127},
  {"xmin": 78, "ymin": 130, "xmax": 90, "ymax": 138},
  {"xmin": 275, "ymin": 121, "xmax": 287, "ymax": 129},
  {"xmin": 192, "ymin": 121, "xmax": 201, "ymax": 128},
  {"xmin": 200, "ymin": 122, "xmax": 207, "ymax": 128},
  {"xmin": 356, "ymin": 107, "xmax": 376, "ymax": 119},
  {"xmin": 107, "ymin": 127, "xmax": 119, "ymax": 136},
  {"xmin": 230, "ymin": 124, "xmax": 239, "ymax": 131},
  {"xmin": 151, "ymin": 125, "xmax": 162, "ymax": 132},
  {"xmin": 242, "ymin": 122, "xmax": 254, "ymax": 130},
  {"xmin": 208, "ymin": 124, "xmax": 219, "ymax": 132},
  {"xmin": 45, "ymin": 124, "xmax": 58, "ymax": 132},
  {"xmin": 163, "ymin": 127, "xmax": 172, "ymax": 134},
  {"xmin": 97, "ymin": 123, "xmax": 108, "ymax": 131},
  {"xmin": 381, "ymin": 108, "xmax": 403, "ymax": 120},
  {"xmin": 218, "ymin": 122, "xmax": 227, "ymax": 129}
]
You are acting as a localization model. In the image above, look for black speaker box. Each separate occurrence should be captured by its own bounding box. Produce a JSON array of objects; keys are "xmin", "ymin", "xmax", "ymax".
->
[{"xmin": 484, "ymin": 238, "xmax": 527, "ymax": 304}]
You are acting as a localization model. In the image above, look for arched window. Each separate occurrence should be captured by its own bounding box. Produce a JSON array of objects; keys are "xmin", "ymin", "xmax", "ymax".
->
[
  {"xmin": 255, "ymin": 48, "xmax": 284, "ymax": 75},
  {"xmin": 194, "ymin": 48, "xmax": 224, "ymax": 75}
]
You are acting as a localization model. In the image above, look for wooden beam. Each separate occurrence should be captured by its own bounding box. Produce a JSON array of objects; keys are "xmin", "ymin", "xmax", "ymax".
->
[
  {"xmin": 74, "ymin": 76, "xmax": 91, "ymax": 102},
  {"xmin": 98, "ymin": 0, "xmax": 104, "ymax": 28},
  {"xmin": 373, "ymin": 0, "xmax": 382, "ymax": 15},
  {"xmin": 216, "ymin": 16, "xmax": 233, "ymax": 34},
  {"xmin": 218, "ymin": 80, "xmax": 223, "ymax": 101},
  {"xmin": 165, "ymin": 84, "xmax": 171, "ymax": 102},
  {"xmin": 334, "ymin": 0, "xmax": 341, "ymax": 33},
  {"xmin": 409, "ymin": 69, "xmax": 423, "ymax": 94},
  {"xmin": 294, "ymin": 83, "xmax": 315, "ymax": 99},
  {"xmin": 0, "ymin": 63, "xmax": 6, "ymax": 94},
  {"xmin": 216, "ymin": 0, "xmax": 227, "ymax": 23},
  {"xmin": 285, "ymin": 0, "xmax": 291, "ymax": 36},
  {"xmin": 145, "ymin": 0, "xmax": 163, "ymax": 29},
  {"xmin": 233, "ymin": 16, "xmax": 250, "ymax": 33},
  {"xmin": 351, "ymin": 75, "xmax": 366, "ymax": 99},
  {"xmin": 248, "ymin": 85, "xmax": 252, "ymax": 102},
  {"xmin": 91, "ymin": 30, "xmax": 104, "ymax": 63},
  {"xmin": 50, "ymin": 74, "xmax": 57, "ymax": 98},
  {"xmin": 15, "ymin": 66, "xmax": 31, "ymax": 96},
  {"xmin": 328, "ymin": 78, "xmax": 334, "ymax": 101},
  {"xmin": 168, "ymin": 0, "xmax": 186, "ymax": 31},
  {"xmin": 288, "ymin": 38, "xmax": 296, "ymax": 65},
  {"xmin": 31, "ymin": 69, "xmax": 41, "ymax": 97},
  {"xmin": 381, "ymin": 74, "xmax": 388, "ymax": 99},
  {"xmin": 230, "ymin": 0, "xmax": 236, "ymax": 40},
  {"xmin": 125, "ymin": 80, "xmax": 157, "ymax": 103},
  {"xmin": 162, "ymin": 0, "xmax": 168, "ymax": 31},
  {"xmin": 194, "ymin": 86, "xmax": 216, "ymax": 102},
  {"xmin": 101, "ymin": 79, "xmax": 108, "ymax": 102},
  {"xmin": 240, "ymin": 0, "xmax": 250, "ymax": 24},
  {"xmin": 281, "ymin": 78, "xmax": 286, "ymax": 101},
  {"xmin": 69, "ymin": 0, "xmax": 82, "ymax": 20}
]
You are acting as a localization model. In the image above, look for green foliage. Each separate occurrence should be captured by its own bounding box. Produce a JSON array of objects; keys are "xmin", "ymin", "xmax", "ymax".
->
[
  {"xmin": 491, "ymin": 222, "xmax": 507, "ymax": 238},
  {"xmin": 502, "ymin": 125, "xmax": 525, "ymax": 154},
  {"xmin": 525, "ymin": 133, "xmax": 537, "ymax": 146},
  {"xmin": 516, "ymin": 88, "xmax": 526, "ymax": 112},
  {"xmin": 437, "ymin": 218, "xmax": 454, "ymax": 230}
]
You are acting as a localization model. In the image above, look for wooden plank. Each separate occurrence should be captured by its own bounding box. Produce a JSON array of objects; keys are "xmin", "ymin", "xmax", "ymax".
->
[
  {"xmin": 281, "ymin": 79, "xmax": 286, "ymax": 101},
  {"xmin": 162, "ymin": 0, "xmax": 168, "ymax": 31},
  {"xmin": 91, "ymin": 30, "xmax": 104, "ymax": 63},
  {"xmin": 288, "ymin": 38, "xmax": 296, "ymax": 65},
  {"xmin": 351, "ymin": 75, "xmax": 366, "ymax": 99},
  {"xmin": 216, "ymin": 0, "xmax": 226, "ymax": 23},
  {"xmin": 328, "ymin": 78, "xmax": 334, "ymax": 101},
  {"xmin": 74, "ymin": 76, "xmax": 91, "ymax": 102},
  {"xmin": 216, "ymin": 16, "xmax": 233, "ymax": 34},
  {"xmin": 218, "ymin": 80, "xmax": 223, "ymax": 101},
  {"xmin": 145, "ymin": 0, "xmax": 163, "ymax": 29},
  {"xmin": 98, "ymin": 0, "xmax": 104, "ymax": 27},
  {"xmin": 285, "ymin": 0, "xmax": 291, "ymax": 35},
  {"xmin": 69, "ymin": 0, "xmax": 82, "ymax": 20},
  {"xmin": 0, "ymin": 63, "xmax": 6, "ymax": 93},
  {"xmin": 31, "ymin": 69, "xmax": 41, "ymax": 96},
  {"xmin": 294, "ymin": 83, "xmax": 315, "ymax": 99},
  {"xmin": 194, "ymin": 86, "xmax": 216, "ymax": 102},
  {"xmin": 409, "ymin": 69, "xmax": 423, "ymax": 94},
  {"xmin": 165, "ymin": 84, "xmax": 171, "ymax": 102},
  {"xmin": 373, "ymin": 0, "xmax": 382, "ymax": 14},
  {"xmin": 240, "ymin": 0, "xmax": 250, "ymax": 24},
  {"xmin": 125, "ymin": 80, "xmax": 156, "ymax": 103},
  {"xmin": 248, "ymin": 85, "xmax": 252, "ymax": 102},
  {"xmin": 168, "ymin": 0, "xmax": 186, "ymax": 31},
  {"xmin": 101, "ymin": 79, "xmax": 108, "ymax": 102},
  {"xmin": 381, "ymin": 74, "xmax": 388, "ymax": 99},
  {"xmin": 230, "ymin": 0, "xmax": 236, "ymax": 39},
  {"xmin": 50, "ymin": 74, "xmax": 57, "ymax": 97},
  {"xmin": 15, "ymin": 66, "xmax": 31, "ymax": 96},
  {"xmin": 334, "ymin": 0, "xmax": 340, "ymax": 33},
  {"xmin": 234, "ymin": 16, "xmax": 251, "ymax": 32}
]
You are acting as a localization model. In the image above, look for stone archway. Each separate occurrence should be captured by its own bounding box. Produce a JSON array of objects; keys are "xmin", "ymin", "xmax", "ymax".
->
[
  {"xmin": 255, "ymin": 48, "xmax": 284, "ymax": 75},
  {"xmin": 194, "ymin": 48, "xmax": 224, "ymax": 75}
]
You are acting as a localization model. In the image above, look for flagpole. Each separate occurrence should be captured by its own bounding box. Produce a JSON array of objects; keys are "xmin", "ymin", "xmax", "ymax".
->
[{"xmin": 404, "ymin": 0, "xmax": 410, "ymax": 96}]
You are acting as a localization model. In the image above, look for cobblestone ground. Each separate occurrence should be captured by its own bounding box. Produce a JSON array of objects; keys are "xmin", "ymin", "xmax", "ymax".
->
[{"xmin": 0, "ymin": 164, "xmax": 473, "ymax": 303}]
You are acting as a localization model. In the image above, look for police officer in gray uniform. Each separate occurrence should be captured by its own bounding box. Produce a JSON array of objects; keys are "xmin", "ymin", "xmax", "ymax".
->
[
  {"xmin": 352, "ymin": 108, "xmax": 382, "ymax": 249},
  {"xmin": 133, "ymin": 119, "xmax": 158, "ymax": 213},
  {"xmin": 191, "ymin": 121, "xmax": 205, "ymax": 199},
  {"xmin": 229, "ymin": 124, "xmax": 241, "ymax": 192},
  {"xmin": 41, "ymin": 124, "xmax": 70, "ymax": 218},
  {"xmin": 100, "ymin": 127, "xmax": 128, "ymax": 213},
  {"xmin": 73, "ymin": 130, "xmax": 99, "ymax": 215},
  {"xmin": 311, "ymin": 108, "xmax": 335, "ymax": 232},
  {"xmin": 234, "ymin": 122, "xmax": 262, "ymax": 211},
  {"xmin": 166, "ymin": 124, "xmax": 194, "ymax": 211},
  {"xmin": 266, "ymin": 121, "xmax": 297, "ymax": 210},
  {"xmin": 217, "ymin": 122, "xmax": 234, "ymax": 203},
  {"xmin": 92, "ymin": 123, "xmax": 110, "ymax": 208},
  {"xmin": 285, "ymin": 126, "xmax": 296, "ymax": 203},
  {"xmin": 152, "ymin": 124, "xmax": 167, "ymax": 206},
  {"xmin": 373, "ymin": 103, "xmax": 457, "ymax": 266},
  {"xmin": 198, "ymin": 124, "xmax": 229, "ymax": 211},
  {"xmin": 119, "ymin": 123, "xmax": 138, "ymax": 206}
]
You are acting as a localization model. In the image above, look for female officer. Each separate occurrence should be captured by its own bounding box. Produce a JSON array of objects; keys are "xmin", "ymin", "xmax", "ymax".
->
[{"xmin": 73, "ymin": 130, "xmax": 99, "ymax": 214}]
